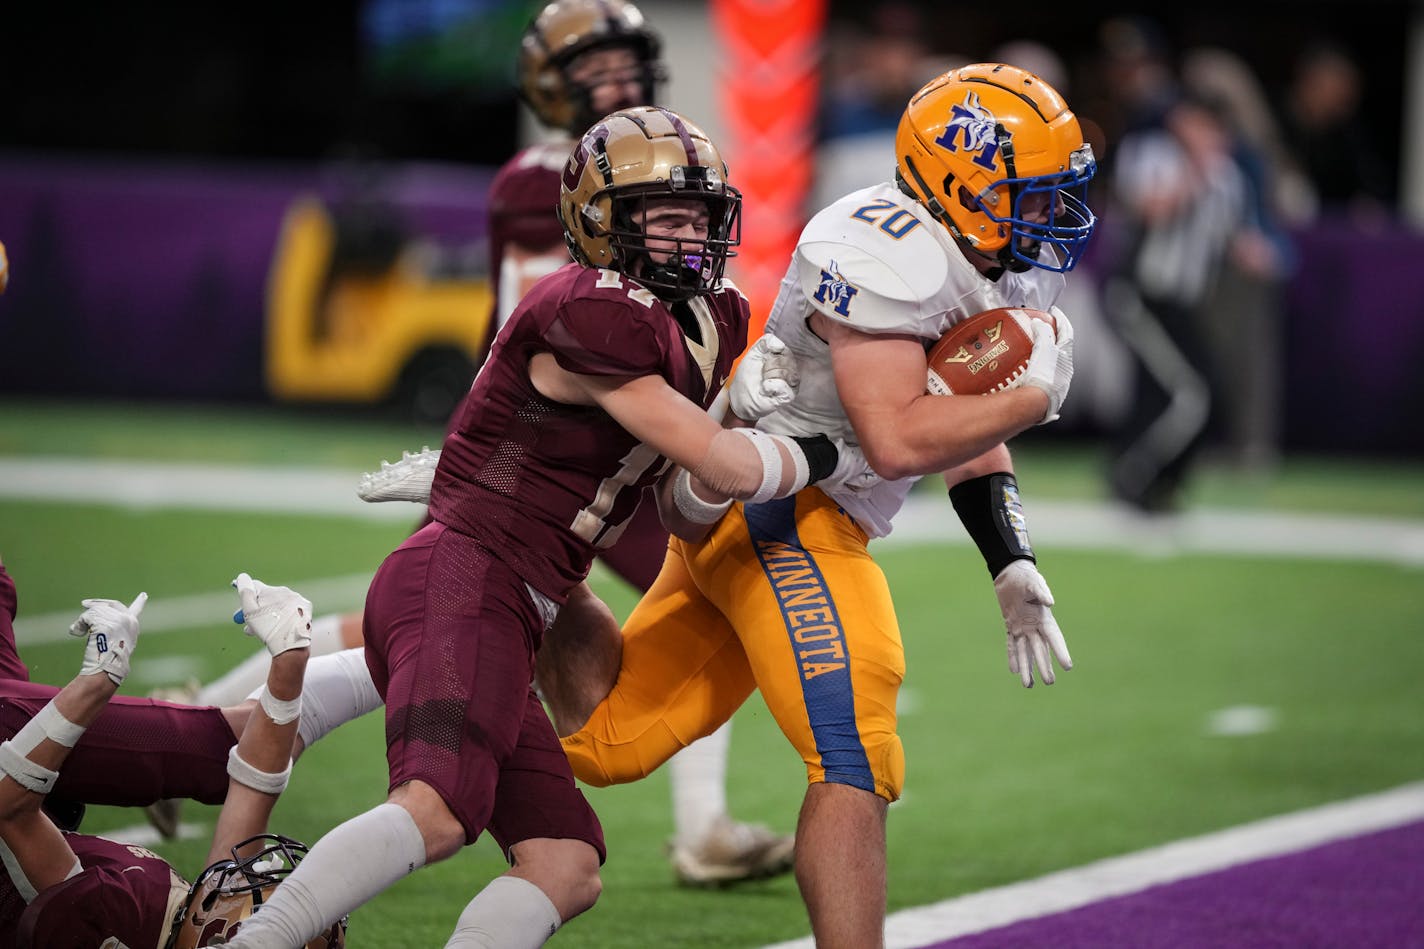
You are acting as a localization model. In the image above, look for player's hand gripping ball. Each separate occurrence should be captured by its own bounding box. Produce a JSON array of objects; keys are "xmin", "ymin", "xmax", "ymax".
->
[{"xmin": 926, "ymin": 307, "xmax": 1057, "ymax": 395}]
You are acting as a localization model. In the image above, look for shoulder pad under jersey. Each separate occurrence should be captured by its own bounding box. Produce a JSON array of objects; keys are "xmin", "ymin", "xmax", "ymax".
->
[
  {"xmin": 794, "ymin": 192, "xmax": 951, "ymax": 335},
  {"xmin": 543, "ymin": 270, "xmax": 667, "ymax": 377}
]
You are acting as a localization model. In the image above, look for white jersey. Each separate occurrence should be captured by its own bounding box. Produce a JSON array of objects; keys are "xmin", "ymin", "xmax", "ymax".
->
[{"xmin": 759, "ymin": 182, "xmax": 1066, "ymax": 538}]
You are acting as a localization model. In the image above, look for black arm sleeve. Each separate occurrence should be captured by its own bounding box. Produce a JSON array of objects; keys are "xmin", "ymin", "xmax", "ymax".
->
[{"xmin": 948, "ymin": 472, "xmax": 1036, "ymax": 578}]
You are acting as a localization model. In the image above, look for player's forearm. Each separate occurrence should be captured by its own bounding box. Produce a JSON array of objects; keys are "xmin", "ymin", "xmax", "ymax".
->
[
  {"xmin": 206, "ymin": 783, "xmax": 281, "ymax": 866},
  {"xmin": 942, "ymin": 443, "xmax": 1015, "ymax": 490},
  {"xmin": 853, "ymin": 389, "xmax": 1045, "ymax": 481},
  {"xmin": 236, "ymin": 648, "xmax": 308, "ymax": 776},
  {"xmin": 207, "ymin": 648, "xmax": 308, "ymax": 865}
]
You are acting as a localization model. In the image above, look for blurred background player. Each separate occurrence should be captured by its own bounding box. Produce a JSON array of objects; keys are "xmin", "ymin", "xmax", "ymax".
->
[
  {"xmin": 559, "ymin": 64, "xmax": 1086, "ymax": 948},
  {"xmin": 188, "ymin": 0, "xmax": 794, "ymax": 889},
  {"xmin": 0, "ymin": 562, "xmax": 345, "ymax": 947}
]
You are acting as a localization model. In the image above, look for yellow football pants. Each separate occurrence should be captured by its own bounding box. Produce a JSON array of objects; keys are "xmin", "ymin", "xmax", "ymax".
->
[{"xmin": 562, "ymin": 488, "xmax": 906, "ymax": 802}]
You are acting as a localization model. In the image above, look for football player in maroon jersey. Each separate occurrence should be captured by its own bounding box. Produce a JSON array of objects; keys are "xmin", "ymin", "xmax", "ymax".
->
[
  {"xmin": 0, "ymin": 558, "xmax": 345, "ymax": 948},
  {"xmin": 502, "ymin": 0, "xmax": 799, "ymax": 889},
  {"xmin": 222, "ymin": 107, "xmax": 864, "ymax": 949},
  {"xmin": 189, "ymin": 0, "xmax": 796, "ymax": 889}
]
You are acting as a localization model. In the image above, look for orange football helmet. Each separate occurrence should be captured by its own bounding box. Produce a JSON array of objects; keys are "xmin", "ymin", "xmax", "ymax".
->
[
  {"xmin": 517, "ymin": 0, "xmax": 664, "ymax": 136},
  {"xmin": 895, "ymin": 63, "xmax": 1096, "ymax": 273},
  {"xmin": 166, "ymin": 835, "xmax": 346, "ymax": 949},
  {"xmin": 558, "ymin": 106, "xmax": 741, "ymax": 301}
]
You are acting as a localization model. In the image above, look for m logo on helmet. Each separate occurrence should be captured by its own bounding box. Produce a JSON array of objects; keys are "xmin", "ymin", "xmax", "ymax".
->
[
  {"xmin": 934, "ymin": 91, "xmax": 1001, "ymax": 172},
  {"xmin": 813, "ymin": 262, "xmax": 858, "ymax": 317}
]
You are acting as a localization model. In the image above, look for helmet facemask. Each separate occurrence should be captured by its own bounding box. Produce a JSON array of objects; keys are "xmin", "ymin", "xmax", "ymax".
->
[
  {"xmin": 167, "ymin": 834, "xmax": 347, "ymax": 949},
  {"xmin": 961, "ymin": 143, "xmax": 1097, "ymax": 273},
  {"xmin": 605, "ymin": 174, "xmax": 741, "ymax": 302}
]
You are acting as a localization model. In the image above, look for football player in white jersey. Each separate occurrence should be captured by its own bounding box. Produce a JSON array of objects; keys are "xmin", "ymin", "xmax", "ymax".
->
[{"xmin": 560, "ymin": 63, "xmax": 1093, "ymax": 947}]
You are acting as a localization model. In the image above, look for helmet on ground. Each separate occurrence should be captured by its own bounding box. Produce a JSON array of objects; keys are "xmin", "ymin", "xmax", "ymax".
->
[
  {"xmin": 166, "ymin": 834, "xmax": 347, "ymax": 949},
  {"xmin": 895, "ymin": 62, "xmax": 1096, "ymax": 273},
  {"xmin": 558, "ymin": 106, "xmax": 741, "ymax": 301},
  {"xmin": 518, "ymin": 0, "xmax": 665, "ymax": 136}
]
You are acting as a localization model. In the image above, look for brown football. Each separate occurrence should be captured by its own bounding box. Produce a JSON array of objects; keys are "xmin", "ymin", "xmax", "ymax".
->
[{"xmin": 925, "ymin": 307, "xmax": 1056, "ymax": 396}]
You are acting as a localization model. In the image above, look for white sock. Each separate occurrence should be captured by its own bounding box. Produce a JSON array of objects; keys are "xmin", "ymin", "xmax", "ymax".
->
[
  {"xmin": 445, "ymin": 875, "xmax": 561, "ymax": 949},
  {"xmin": 668, "ymin": 720, "xmax": 732, "ymax": 846},
  {"xmin": 295, "ymin": 648, "xmax": 383, "ymax": 751},
  {"xmin": 198, "ymin": 613, "xmax": 348, "ymax": 707},
  {"xmin": 225, "ymin": 802, "xmax": 426, "ymax": 948}
]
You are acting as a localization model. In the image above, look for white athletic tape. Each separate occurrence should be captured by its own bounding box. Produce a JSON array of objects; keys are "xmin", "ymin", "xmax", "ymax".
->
[
  {"xmin": 8, "ymin": 703, "xmax": 84, "ymax": 756},
  {"xmin": 739, "ymin": 429, "xmax": 783, "ymax": 505},
  {"xmin": 259, "ymin": 686, "xmax": 303, "ymax": 726},
  {"xmin": 226, "ymin": 746, "xmax": 291, "ymax": 795}
]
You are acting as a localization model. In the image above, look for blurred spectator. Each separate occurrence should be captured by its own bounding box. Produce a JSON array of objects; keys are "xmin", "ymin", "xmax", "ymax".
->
[
  {"xmin": 1094, "ymin": 15, "xmax": 1178, "ymax": 149},
  {"xmin": 1181, "ymin": 47, "xmax": 1296, "ymax": 471},
  {"xmin": 1104, "ymin": 91, "xmax": 1267, "ymax": 511},
  {"xmin": 1277, "ymin": 41, "xmax": 1393, "ymax": 220},
  {"xmin": 820, "ymin": 2, "xmax": 932, "ymax": 141},
  {"xmin": 812, "ymin": 3, "xmax": 951, "ymax": 208}
]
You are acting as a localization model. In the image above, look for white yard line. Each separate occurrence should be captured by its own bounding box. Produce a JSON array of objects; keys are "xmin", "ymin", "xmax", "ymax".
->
[
  {"xmin": 0, "ymin": 457, "xmax": 414, "ymax": 521},
  {"xmin": 759, "ymin": 781, "xmax": 1424, "ymax": 949},
  {"xmin": 4, "ymin": 456, "xmax": 1423, "ymax": 565}
]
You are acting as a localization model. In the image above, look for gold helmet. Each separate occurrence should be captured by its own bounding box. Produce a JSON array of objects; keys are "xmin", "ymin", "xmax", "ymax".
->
[
  {"xmin": 558, "ymin": 106, "xmax": 741, "ymax": 301},
  {"xmin": 518, "ymin": 0, "xmax": 665, "ymax": 136},
  {"xmin": 895, "ymin": 63, "xmax": 1097, "ymax": 273},
  {"xmin": 166, "ymin": 835, "xmax": 347, "ymax": 949}
]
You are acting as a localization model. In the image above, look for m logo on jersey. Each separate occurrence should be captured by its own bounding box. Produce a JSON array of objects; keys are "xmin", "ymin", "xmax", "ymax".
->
[
  {"xmin": 813, "ymin": 261, "xmax": 858, "ymax": 318},
  {"xmin": 933, "ymin": 90, "xmax": 1001, "ymax": 172}
]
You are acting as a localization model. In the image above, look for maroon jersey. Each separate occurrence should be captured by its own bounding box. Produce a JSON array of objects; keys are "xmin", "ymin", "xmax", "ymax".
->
[
  {"xmin": 488, "ymin": 142, "xmax": 571, "ymax": 321},
  {"xmin": 430, "ymin": 262, "xmax": 749, "ymax": 598},
  {"xmin": 0, "ymin": 563, "xmax": 31, "ymax": 682},
  {"xmin": 6, "ymin": 832, "xmax": 184, "ymax": 948}
]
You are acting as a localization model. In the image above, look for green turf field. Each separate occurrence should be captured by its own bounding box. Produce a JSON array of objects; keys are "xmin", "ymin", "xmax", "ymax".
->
[{"xmin": 2, "ymin": 398, "xmax": 1422, "ymax": 947}]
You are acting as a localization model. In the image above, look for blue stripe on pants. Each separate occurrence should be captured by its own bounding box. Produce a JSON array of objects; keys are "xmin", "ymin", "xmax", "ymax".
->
[{"xmin": 744, "ymin": 496, "xmax": 874, "ymax": 792}]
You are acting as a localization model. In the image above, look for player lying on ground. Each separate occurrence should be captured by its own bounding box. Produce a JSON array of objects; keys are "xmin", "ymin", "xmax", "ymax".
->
[{"xmin": 0, "ymin": 558, "xmax": 346, "ymax": 946}]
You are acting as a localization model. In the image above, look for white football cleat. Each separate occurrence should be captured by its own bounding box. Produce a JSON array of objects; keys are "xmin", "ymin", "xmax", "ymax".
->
[
  {"xmin": 357, "ymin": 446, "xmax": 441, "ymax": 504},
  {"xmin": 668, "ymin": 816, "xmax": 795, "ymax": 887}
]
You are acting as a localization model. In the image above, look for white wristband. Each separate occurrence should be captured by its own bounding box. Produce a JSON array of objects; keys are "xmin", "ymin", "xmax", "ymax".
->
[
  {"xmin": 226, "ymin": 746, "xmax": 291, "ymax": 795},
  {"xmin": 0, "ymin": 741, "xmax": 59, "ymax": 794},
  {"xmin": 766, "ymin": 433, "xmax": 810, "ymax": 489},
  {"xmin": 737, "ymin": 429, "xmax": 783, "ymax": 504},
  {"xmin": 259, "ymin": 685, "xmax": 303, "ymax": 726},
  {"xmin": 672, "ymin": 469, "xmax": 734, "ymax": 524}
]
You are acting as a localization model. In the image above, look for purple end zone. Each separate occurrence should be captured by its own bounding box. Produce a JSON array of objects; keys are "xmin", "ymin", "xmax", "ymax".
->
[{"xmin": 929, "ymin": 821, "xmax": 1424, "ymax": 949}]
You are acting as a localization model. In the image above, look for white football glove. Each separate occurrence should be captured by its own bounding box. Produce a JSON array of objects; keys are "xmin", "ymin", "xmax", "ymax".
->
[
  {"xmin": 358, "ymin": 446, "xmax": 440, "ymax": 504},
  {"xmin": 68, "ymin": 592, "xmax": 148, "ymax": 686},
  {"xmin": 1019, "ymin": 309, "xmax": 1074, "ymax": 424},
  {"xmin": 729, "ymin": 333, "xmax": 800, "ymax": 421},
  {"xmin": 817, "ymin": 438, "xmax": 880, "ymax": 495},
  {"xmin": 993, "ymin": 560, "xmax": 1072, "ymax": 688},
  {"xmin": 232, "ymin": 573, "xmax": 312, "ymax": 657}
]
